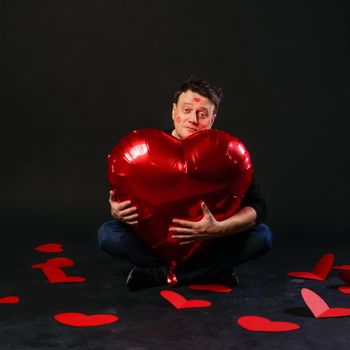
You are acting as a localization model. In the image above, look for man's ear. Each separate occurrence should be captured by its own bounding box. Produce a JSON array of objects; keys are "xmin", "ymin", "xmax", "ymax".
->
[
  {"xmin": 210, "ymin": 114, "xmax": 217, "ymax": 127},
  {"xmin": 171, "ymin": 103, "xmax": 176, "ymax": 120}
]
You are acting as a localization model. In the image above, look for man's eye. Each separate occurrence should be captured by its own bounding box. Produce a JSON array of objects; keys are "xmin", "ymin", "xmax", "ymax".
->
[{"xmin": 184, "ymin": 108, "xmax": 190, "ymax": 113}]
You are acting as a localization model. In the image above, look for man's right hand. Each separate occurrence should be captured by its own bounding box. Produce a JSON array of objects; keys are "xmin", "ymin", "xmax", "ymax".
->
[{"xmin": 109, "ymin": 190, "xmax": 139, "ymax": 225}]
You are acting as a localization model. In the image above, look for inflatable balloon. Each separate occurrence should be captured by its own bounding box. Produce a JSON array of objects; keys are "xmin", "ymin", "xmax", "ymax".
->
[{"xmin": 107, "ymin": 129, "xmax": 253, "ymax": 280}]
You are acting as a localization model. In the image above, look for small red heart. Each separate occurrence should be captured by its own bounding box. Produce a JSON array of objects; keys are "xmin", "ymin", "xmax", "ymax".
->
[
  {"xmin": 333, "ymin": 265, "xmax": 350, "ymax": 271},
  {"xmin": 338, "ymin": 285, "xmax": 350, "ymax": 294},
  {"xmin": 301, "ymin": 288, "xmax": 350, "ymax": 318},
  {"xmin": 31, "ymin": 257, "xmax": 74, "ymax": 269},
  {"xmin": 160, "ymin": 290, "xmax": 211, "ymax": 309},
  {"xmin": 339, "ymin": 271, "xmax": 350, "ymax": 284},
  {"xmin": 286, "ymin": 253, "xmax": 334, "ymax": 280},
  {"xmin": 42, "ymin": 266, "xmax": 86, "ymax": 284},
  {"xmin": 0, "ymin": 296, "xmax": 20, "ymax": 304},
  {"xmin": 54, "ymin": 312, "xmax": 118, "ymax": 327},
  {"xmin": 34, "ymin": 243, "xmax": 63, "ymax": 253},
  {"xmin": 189, "ymin": 284, "xmax": 232, "ymax": 293},
  {"xmin": 237, "ymin": 316, "xmax": 300, "ymax": 332},
  {"xmin": 337, "ymin": 271, "xmax": 350, "ymax": 294}
]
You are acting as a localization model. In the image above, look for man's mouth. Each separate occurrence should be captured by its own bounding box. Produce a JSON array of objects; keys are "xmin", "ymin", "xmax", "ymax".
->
[{"xmin": 185, "ymin": 126, "xmax": 198, "ymax": 132}]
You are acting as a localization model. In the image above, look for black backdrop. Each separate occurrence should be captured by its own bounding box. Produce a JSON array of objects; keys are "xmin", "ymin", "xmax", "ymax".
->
[{"xmin": 1, "ymin": 0, "xmax": 349, "ymax": 238}]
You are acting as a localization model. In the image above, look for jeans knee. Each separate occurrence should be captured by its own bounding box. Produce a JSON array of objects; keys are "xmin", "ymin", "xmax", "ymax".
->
[
  {"xmin": 257, "ymin": 224, "xmax": 273, "ymax": 251},
  {"xmin": 97, "ymin": 220, "xmax": 118, "ymax": 250}
]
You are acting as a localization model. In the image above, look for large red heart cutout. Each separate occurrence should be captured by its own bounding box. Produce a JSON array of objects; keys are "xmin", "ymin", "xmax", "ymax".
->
[
  {"xmin": 54, "ymin": 312, "xmax": 119, "ymax": 327},
  {"xmin": 237, "ymin": 316, "xmax": 300, "ymax": 332},
  {"xmin": 286, "ymin": 253, "xmax": 334, "ymax": 280},
  {"xmin": 301, "ymin": 288, "xmax": 350, "ymax": 318},
  {"xmin": 108, "ymin": 129, "xmax": 253, "ymax": 266}
]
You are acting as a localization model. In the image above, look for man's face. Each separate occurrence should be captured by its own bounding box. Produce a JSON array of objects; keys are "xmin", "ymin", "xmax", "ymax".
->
[{"xmin": 171, "ymin": 90, "xmax": 216, "ymax": 140}]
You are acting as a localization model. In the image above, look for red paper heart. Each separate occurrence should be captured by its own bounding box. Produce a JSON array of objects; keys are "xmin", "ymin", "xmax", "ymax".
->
[
  {"xmin": 338, "ymin": 286, "xmax": 350, "ymax": 294},
  {"xmin": 301, "ymin": 288, "xmax": 350, "ymax": 318},
  {"xmin": 333, "ymin": 265, "xmax": 350, "ymax": 271},
  {"xmin": 338, "ymin": 271, "xmax": 350, "ymax": 294},
  {"xmin": 0, "ymin": 296, "xmax": 20, "ymax": 304},
  {"xmin": 34, "ymin": 243, "xmax": 63, "ymax": 253},
  {"xmin": 160, "ymin": 290, "xmax": 212, "ymax": 309},
  {"xmin": 339, "ymin": 271, "xmax": 350, "ymax": 284},
  {"xmin": 237, "ymin": 316, "xmax": 300, "ymax": 332},
  {"xmin": 108, "ymin": 129, "xmax": 253, "ymax": 266},
  {"xmin": 31, "ymin": 257, "xmax": 85, "ymax": 283},
  {"xmin": 41, "ymin": 266, "xmax": 86, "ymax": 284},
  {"xmin": 286, "ymin": 253, "xmax": 334, "ymax": 280},
  {"xmin": 189, "ymin": 284, "xmax": 232, "ymax": 293},
  {"xmin": 54, "ymin": 312, "xmax": 118, "ymax": 327},
  {"xmin": 31, "ymin": 257, "xmax": 74, "ymax": 269}
]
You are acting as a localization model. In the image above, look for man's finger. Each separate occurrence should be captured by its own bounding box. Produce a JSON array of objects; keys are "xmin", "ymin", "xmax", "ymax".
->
[
  {"xmin": 171, "ymin": 234, "xmax": 209, "ymax": 239},
  {"xmin": 117, "ymin": 200, "xmax": 133, "ymax": 210},
  {"xmin": 120, "ymin": 206, "xmax": 137, "ymax": 215},
  {"xmin": 200, "ymin": 201, "xmax": 211, "ymax": 215},
  {"xmin": 126, "ymin": 220, "xmax": 138, "ymax": 225},
  {"xmin": 179, "ymin": 240, "xmax": 198, "ymax": 245},
  {"xmin": 169, "ymin": 227, "xmax": 193, "ymax": 234},
  {"xmin": 172, "ymin": 219, "xmax": 195, "ymax": 228},
  {"xmin": 109, "ymin": 190, "xmax": 117, "ymax": 201},
  {"xmin": 123, "ymin": 213, "xmax": 138, "ymax": 221}
]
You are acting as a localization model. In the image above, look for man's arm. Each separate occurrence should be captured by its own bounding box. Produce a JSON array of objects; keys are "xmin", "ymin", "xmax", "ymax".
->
[
  {"xmin": 216, "ymin": 205, "xmax": 257, "ymax": 236},
  {"xmin": 169, "ymin": 202, "xmax": 257, "ymax": 245},
  {"xmin": 170, "ymin": 177, "xmax": 267, "ymax": 245}
]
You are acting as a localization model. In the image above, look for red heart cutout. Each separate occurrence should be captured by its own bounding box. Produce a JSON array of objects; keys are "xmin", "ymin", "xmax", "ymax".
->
[
  {"xmin": 237, "ymin": 316, "xmax": 300, "ymax": 332},
  {"xmin": 31, "ymin": 257, "xmax": 74, "ymax": 269},
  {"xmin": 339, "ymin": 271, "xmax": 350, "ymax": 284},
  {"xmin": 160, "ymin": 290, "xmax": 212, "ymax": 309},
  {"xmin": 189, "ymin": 284, "xmax": 232, "ymax": 293},
  {"xmin": 41, "ymin": 266, "xmax": 86, "ymax": 284},
  {"xmin": 54, "ymin": 312, "xmax": 118, "ymax": 327},
  {"xmin": 108, "ymin": 129, "xmax": 253, "ymax": 265},
  {"xmin": 34, "ymin": 243, "xmax": 63, "ymax": 253},
  {"xmin": 301, "ymin": 288, "xmax": 350, "ymax": 318},
  {"xmin": 333, "ymin": 265, "xmax": 350, "ymax": 271},
  {"xmin": 0, "ymin": 296, "xmax": 20, "ymax": 304},
  {"xmin": 338, "ymin": 286, "xmax": 350, "ymax": 294},
  {"xmin": 31, "ymin": 257, "xmax": 84, "ymax": 283},
  {"xmin": 286, "ymin": 253, "xmax": 334, "ymax": 280},
  {"xmin": 338, "ymin": 271, "xmax": 350, "ymax": 294}
]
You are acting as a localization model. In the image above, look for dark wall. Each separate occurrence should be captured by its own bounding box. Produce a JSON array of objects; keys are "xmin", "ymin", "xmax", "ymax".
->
[{"xmin": 1, "ymin": 0, "xmax": 349, "ymax": 237}]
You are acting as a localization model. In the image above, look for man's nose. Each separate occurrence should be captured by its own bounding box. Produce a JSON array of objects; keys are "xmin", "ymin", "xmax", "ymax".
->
[{"xmin": 189, "ymin": 111, "xmax": 198, "ymax": 124}]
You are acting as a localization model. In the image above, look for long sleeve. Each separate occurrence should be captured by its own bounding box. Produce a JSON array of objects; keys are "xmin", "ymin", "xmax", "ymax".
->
[{"xmin": 240, "ymin": 177, "xmax": 268, "ymax": 224}]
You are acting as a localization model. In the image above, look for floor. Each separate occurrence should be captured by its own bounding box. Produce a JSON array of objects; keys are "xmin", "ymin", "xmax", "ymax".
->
[{"xmin": 1, "ymin": 223, "xmax": 349, "ymax": 350}]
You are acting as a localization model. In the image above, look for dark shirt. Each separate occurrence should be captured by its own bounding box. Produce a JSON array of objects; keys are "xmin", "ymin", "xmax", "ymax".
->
[{"xmin": 165, "ymin": 128, "xmax": 268, "ymax": 224}]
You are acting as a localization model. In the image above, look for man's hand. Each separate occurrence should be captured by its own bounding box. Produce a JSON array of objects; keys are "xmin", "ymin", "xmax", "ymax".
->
[
  {"xmin": 169, "ymin": 202, "xmax": 224, "ymax": 245},
  {"xmin": 109, "ymin": 190, "xmax": 138, "ymax": 225}
]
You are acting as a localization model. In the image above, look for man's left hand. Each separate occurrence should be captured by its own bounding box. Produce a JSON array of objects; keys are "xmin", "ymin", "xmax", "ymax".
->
[{"xmin": 169, "ymin": 202, "xmax": 224, "ymax": 245}]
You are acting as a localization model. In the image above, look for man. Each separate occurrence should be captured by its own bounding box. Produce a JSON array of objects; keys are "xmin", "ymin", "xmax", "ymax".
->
[{"xmin": 98, "ymin": 78, "xmax": 272, "ymax": 290}]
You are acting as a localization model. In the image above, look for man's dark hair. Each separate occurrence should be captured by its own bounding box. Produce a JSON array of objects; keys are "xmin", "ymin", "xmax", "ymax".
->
[{"xmin": 173, "ymin": 77, "xmax": 223, "ymax": 114}]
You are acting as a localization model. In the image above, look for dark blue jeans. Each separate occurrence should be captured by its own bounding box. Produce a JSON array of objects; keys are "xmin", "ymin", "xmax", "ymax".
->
[{"xmin": 98, "ymin": 220, "xmax": 273, "ymax": 284}]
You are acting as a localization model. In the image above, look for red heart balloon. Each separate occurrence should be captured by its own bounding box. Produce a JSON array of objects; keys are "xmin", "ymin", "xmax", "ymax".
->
[{"xmin": 108, "ymin": 129, "xmax": 253, "ymax": 266}]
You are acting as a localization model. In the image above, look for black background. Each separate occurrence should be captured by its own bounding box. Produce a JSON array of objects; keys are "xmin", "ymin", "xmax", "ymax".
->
[{"xmin": 1, "ymin": 0, "xmax": 349, "ymax": 238}]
